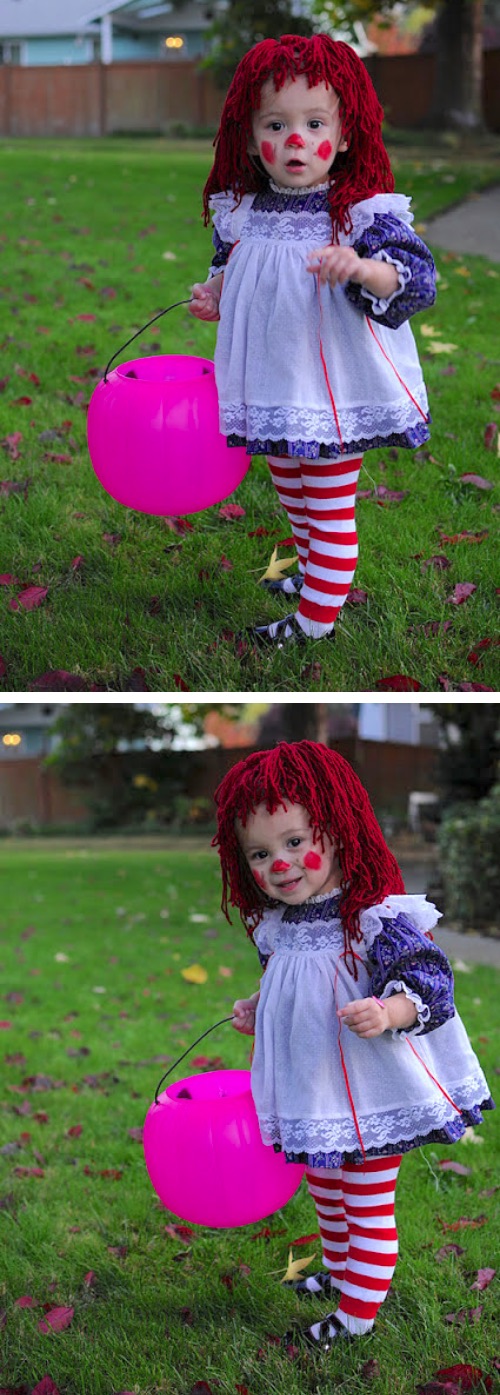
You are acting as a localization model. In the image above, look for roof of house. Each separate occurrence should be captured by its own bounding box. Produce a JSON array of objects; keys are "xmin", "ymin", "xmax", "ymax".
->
[{"xmin": 0, "ymin": 0, "xmax": 206, "ymax": 37}]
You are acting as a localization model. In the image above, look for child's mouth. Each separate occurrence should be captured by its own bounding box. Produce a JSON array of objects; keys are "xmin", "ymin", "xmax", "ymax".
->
[
  {"xmin": 278, "ymin": 875, "xmax": 302, "ymax": 891},
  {"xmin": 286, "ymin": 159, "xmax": 305, "ymax": 170}
]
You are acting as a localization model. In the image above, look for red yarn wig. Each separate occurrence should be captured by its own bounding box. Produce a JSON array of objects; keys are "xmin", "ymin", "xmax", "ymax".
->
[
  {"xmin": 203, "ymin": 34, "xmax": 394, "ymax": 240},
  {"xmin": 213, "ymin": 740, "xmax": 405, "ymax": 976}
]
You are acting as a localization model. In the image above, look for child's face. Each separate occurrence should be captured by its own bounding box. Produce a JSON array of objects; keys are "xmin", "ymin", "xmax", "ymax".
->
[
  {"xmin": 249, "ymin": 75, "xmax": 348, "ymax": 190},
  {"xmin": 237, "ymin": 802, "xmax": 341, "ymax": 905}
]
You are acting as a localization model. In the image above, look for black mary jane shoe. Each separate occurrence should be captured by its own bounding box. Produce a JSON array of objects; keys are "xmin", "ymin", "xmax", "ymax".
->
[
  {"xmin": 283, "ymin": 1312, "xmax": 353, "ymax": 1354},
  {"xmin": 261, "ymin": 573, "xmax": 304, "ymax": 595},
  {"xmin": 282, "ymin": 1270, "xmax": 339, "ymax": 1300},
  {"xmin": 252, "ymin": 613, "xmax": 335, "ymax": 648}
]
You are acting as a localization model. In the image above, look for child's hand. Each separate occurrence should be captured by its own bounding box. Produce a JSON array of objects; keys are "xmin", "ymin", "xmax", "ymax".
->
[
  {"xmin": 232, "ymin": 995, "xmax": 259, "ymax": 1035},
  {"xmin": 338, "ymin": 997, "xmax": 388, "ymax": 1038},
  {"xmin": 189, "ymin": 277, "xmax": 222, "ymax": 321},
  {"xmin": 306, "ymin": 245, "xmax": 363, "ymax": 287}
]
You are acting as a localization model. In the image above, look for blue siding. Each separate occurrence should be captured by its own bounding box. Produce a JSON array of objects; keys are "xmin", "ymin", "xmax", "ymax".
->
[{"xmin": 25, "ymin": 36, "xmax": 94, "ymax": 64}]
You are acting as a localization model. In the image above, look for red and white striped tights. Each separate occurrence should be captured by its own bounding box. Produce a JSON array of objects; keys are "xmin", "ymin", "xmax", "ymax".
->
[
  {"xmin": 267, "ymin": 453, "xmax": 363, "ymax": 634},
  {"xmin": 305, "ymin": 1155, "xmax": 402, "ymax": 1335}
]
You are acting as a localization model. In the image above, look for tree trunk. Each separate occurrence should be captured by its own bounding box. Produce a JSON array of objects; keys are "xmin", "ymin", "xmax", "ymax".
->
[{"xmin": 430, "ymin": 0, "xmax": 485, "ymax": 131}]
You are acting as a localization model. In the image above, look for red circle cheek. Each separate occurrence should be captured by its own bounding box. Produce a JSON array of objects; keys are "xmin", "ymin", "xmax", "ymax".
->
[
  {"xmin": 252, "ymin": 869, "xmax": 266, "ymax": 889},
  {"xmin": 317, "ymin": 140, "xmax": 333, "ymax": 162},
  {"xmin": 304, "ymin": 851, "xmax": 322, "ymax": 870},
  {"xmin": 260, "ymin": 141, "xmax": 276, "ymax": 165}
]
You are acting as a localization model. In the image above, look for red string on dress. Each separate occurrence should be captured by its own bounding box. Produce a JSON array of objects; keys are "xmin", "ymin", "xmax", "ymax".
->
[
  {"xmin": 317, "ymin": 274, "xmax": 345, "ymax": 453},
  {"xmin": 365, "ymin": 316, "xmax": 429, "ymax": 421}
]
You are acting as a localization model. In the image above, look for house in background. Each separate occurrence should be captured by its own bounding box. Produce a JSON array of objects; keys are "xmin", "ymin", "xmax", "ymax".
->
[
  {"xmin": 0, "ymin": 704, "xmax": 60, "ymax": 759},
  {"xmin": 0, "ymin": 0, "xmax": 213, "ymax": 66}
]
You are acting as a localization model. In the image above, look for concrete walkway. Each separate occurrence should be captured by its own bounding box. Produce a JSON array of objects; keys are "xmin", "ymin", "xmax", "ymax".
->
[
  {"xmin": 401, "ymin": 860, "xmax": 500, "ymax": 968},
  {"xmin": 425, "ymin": 183, "xmax": 500, "ymax": 262}
]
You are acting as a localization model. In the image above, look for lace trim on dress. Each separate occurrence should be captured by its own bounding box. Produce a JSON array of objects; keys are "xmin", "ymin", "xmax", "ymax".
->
[
  {"xmin": 227, "ymin": 420, "xmax": 431, "ymax": 459},
  {"xmin": 360, "ymin": 895, "xmax": 442, "ymax": 946},
  {"xmin": 380, "ymin": 979, "xmax": 430, "ymax": 1037},
  {"xmin": 220, "ymin": 395, "xmax": 431, "ymax": 450},
  {"xmin": 258, "ymin": 1071, "xmax": 491, "ymax": 1155}
]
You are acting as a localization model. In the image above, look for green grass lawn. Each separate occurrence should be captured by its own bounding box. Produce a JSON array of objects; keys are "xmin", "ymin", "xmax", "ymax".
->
[
  {"xmin": 1, "ymin": 842, "xmax": 499, "ymax": 1395},
  {"xmin": 0, "ymin": 138, "xmax": 499, "ymax": 693}
]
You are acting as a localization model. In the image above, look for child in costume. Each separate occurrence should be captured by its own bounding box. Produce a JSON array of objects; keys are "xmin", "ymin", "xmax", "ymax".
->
[
  {"xmin": 190, "ymin": 34, "xmax": 436, "ymax": 648},
  {"xmin": 213, "ymin": 741, "xmax": 493, "ymax": 1350}
]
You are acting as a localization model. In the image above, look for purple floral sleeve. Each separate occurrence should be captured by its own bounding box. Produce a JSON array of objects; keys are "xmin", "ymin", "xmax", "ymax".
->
[
  {"xmin": 208, "ymin": 226, "xmax": 232, "ymax": 277},
  {"xmin": 343, "ymin": 213, "xmax": 437, "ymax": 329},
  {"xmin": 366, "ymin": 912, "xmax": 455, "ymax": 1034}
]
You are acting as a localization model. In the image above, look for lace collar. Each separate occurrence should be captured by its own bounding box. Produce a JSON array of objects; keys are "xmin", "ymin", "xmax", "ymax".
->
[
  {"xmin": 282, "ymin": 888, "xmax": 342, "ymax": 925},
  {"xmin": 269, "ymin": 177, "xmax": 332, "ymax": 195}
]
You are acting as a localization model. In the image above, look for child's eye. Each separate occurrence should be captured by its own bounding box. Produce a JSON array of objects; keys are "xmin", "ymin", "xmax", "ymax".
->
[
  {"xmin": 288, "ymin": 837, "xmax": 302, "ymax": 848},
  {"xmin": 250, "ymin": 850, "xmax": 267, "ymax": 861},
  {"xmin": 309, "ymin": 120, "xmax": 323, "ymax": 130},
  {"xmin": 268, "ymin": 121, "xmax": 283, "ymax": 132}
]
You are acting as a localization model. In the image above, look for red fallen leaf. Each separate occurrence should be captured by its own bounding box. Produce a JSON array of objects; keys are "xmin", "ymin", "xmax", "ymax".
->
[
  {"xmin": 127, "ymin": 1126, "xmax": 143, "ymax": 1141},
  {"xmin": 361, "ymin": 1359, "xmax": 381, "ymax": 1381},
  {"xmin": 13, "ymin": 1165, "xmax": 44, "ymax": 1176},
  {"xmin": 38, "ymin": 1304, "xmax": 74, "ymax": 1333},
  {"xmin": 467, "ymin": 637, "xmax": 500, "ymax": 666},
  {"xmin": 71, "ymin": 556, "xmax": 84, "ymax": 571},
  {"xmin": 173, "ymin": 674, "xmax": 190, "ymax": 691},
  {"xmin": 0, "ymin": 376, "xmax": 10, "ymax": 391},
  {"xmin": 460, "ymin": 473, "xmax": 494, "ymax": 489},
  {"xmin": 75, "ymin": 314, "xmax": 96, "ymax": 322},
  {"xmin": 164, "ymin": 1223, "xmax": 194, "ymax": 1243},
  {"xmin": 219, "ymin": 555, "xmax": 234, "ymax": 570},
  {"xmin": 374, "ymin": 485, "xmax": 409, "ymax": 502},
  {"xmin": 0, "ymin": 1019, "xmax": 12, "ymax": 1028},
  {"xmin": 9, "ymin": 585, "xmax": 48, "ymax": 612},
  {"xmin": 0, "ymin": 574, "xmax": 20, "ymax": 585},
  {"xmin": 0, "ymin": 654, "xmax": 6, "ymax": 678},
  {"xmin": 445, "ymin": 583, "xmax": 477, "ymax": 605},
  {"xmin": 83, "ymin": 1271, "xmax": 96, "ymax": 1286},
  {"xmin": 439, "ymin": 1214, "xmax": 487, "ymax": 1232},
  {"xmin": 491, "ymin": 384, "xmax": 500, "ymax": 400},
  {"xmin": 15, "ymin": 1294, "xmax": 38, "ymax": 1306},
  {"xmin": 164, "ymin": 516, "xmax": 194, "ymax": 534},
  {"xmin": 421, "ymin": 554, "xmax": 452, "ymax": 571},
  {"xmin": 189, "ymin": 1384, "xmax": 215, "ymax": 1395},
  {"xmin": 376, "ymin": 675, "xmax": 422, "ymax": 691},
  {"xmin": 66, "ymin": 1124, "xmax": 82, "ymax": 1138},
  {"xmin": 291, "ymin": 1232, "xmax": 320, "ymax": 1245},
  {"xmin": 102, "ymin": 532, "xmax": 121, "ymax": 546},
  {"xmin": 357, "ymin": 488, "xmax": 373, "ymax": 499},
  {"xmin": 220, "ymin": 1272, "xmax": 234, "ymax": 1290},
  {"xmin": 28, "ymin": 671, "xmax": 96, "ymax": 691},
  {"xmin": 437, "ymin": 1160, "xmax": 472, "ymax": 1175},
  {"xmin": 180, "ymin": 1306, "xmax": 194, "ymax": 1324},
  {"xmin": 411, "ymin": 620, "xmax": 454, "ymax": 638},
  {"xmin": 346, "ymin": 588, "xmax": 368, "ymax": 603},
  {"xmin": 248, "ymin": 526, "xmax": 271, "ymax": 537},
  {"xmin": 470, "ymin": 1267, "xmax": 495, "ymax": 1291},
  {"xmin": 218, "ymin": 503, "xmax": 246, "ymax": 520},
  {"xmin": 277, "ymin": 536, "xmax": 296, "ymax": 547},
  {"xmin": 236, "ymin": 1386, "xmax": 251, "ymax": 1395},
  {"xmin": 434, "ymin": 1243, "xmax": 466, "ymax": 1261},
  {"xmin": 438, "ymin": 530, "xmax": 488, "ymax": 544},
  {"xmin": 43, "ymin": 452, "xmax": 72, "ymax": 464},
  {"xmin": 436, "ymin": 1366, "xmax": 492, "ymax": 1392},
  {"xmin": 483, "ymin": 422, "xmax": 498, "ymax": 449},
  {"xmin": 31, "ymin": 1380, "xmax": 62, "ymax": 1395},
  {"xmin": 1, "ymin": 432, "xmax": 23, "ymax": 457},
  {"xmin": 250, "ymin": 1226, "xmax": 286, "ymax": 1241},
  {"xmin": 301, "ymin": 660, "xmax": 323, "ymax": 682},
  {"xmin": 11, "ymin": 396, "xmax": 32, "ymax": 406},
  {"xmin": 444, "ymin": 1306, "xmax": 483, "ymax": 1326}
]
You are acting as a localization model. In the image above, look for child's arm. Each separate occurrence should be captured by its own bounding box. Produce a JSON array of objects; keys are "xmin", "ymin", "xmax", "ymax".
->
[
  {"xmin": 307, "ymin": 213, "xmax": 436, "ymax": 330},
  {"xmin": 232, "ymin": 988, "xmax": 260, "ymax": 1035},
  {"xmin": 307, "ymin": 245, "xmax": 400, "ymax": 300},
  {"xmin": 364, "ymin": 911, "xmax": 455, "ymax": 1038},
  {"xmin": 338, "ymin": 991, "xmax": 417, "ymax": 1039},
  {"xmin": 189, "ymin": 272, "xmax": 223, "ymax": 322}
]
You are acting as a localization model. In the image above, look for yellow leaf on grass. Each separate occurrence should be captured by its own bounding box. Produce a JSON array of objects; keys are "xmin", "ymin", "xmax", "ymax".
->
[
  {"xmin": 281, "ymin": 1248, "xmax": 317, "ymax": 1283},
  {"xmin": 218, "ymin": 966, "xmax": 233, "ymax": 978},
  {"xmin": 426, "ymin": 341, "xmax": 459, "ymax": 354},
  {"xmin": 420, "ymin": 324, "xmax": 441, "ymax": 337},
  {"xmin": 181, "ymin": 964, "xmax": 208, "ymax": 984},
  {"xmin": 454, "ymin": 266, "xmax": 471, "ymax": 277},
  {"xmin": 258, "ymin": 546, "xmax": 299, "ymax": 584},
  {"xmin": 460, "ymin": 1126, "xmax": 484, "ymax": 1146}
]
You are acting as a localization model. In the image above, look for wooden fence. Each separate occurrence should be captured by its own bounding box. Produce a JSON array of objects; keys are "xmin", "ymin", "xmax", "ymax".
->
[{"xmin": 0, "ymin": 51, "xmax": 499, "ymax": 137}]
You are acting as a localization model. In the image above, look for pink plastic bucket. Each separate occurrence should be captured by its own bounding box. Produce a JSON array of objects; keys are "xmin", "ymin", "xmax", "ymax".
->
[
  {"xmin": 143, "ymin": 1068, "xmax": 304, "ymax": 1228},
  {"xmin": 87, "ymin": 354, "xmax": 249, "ymax": 517}
]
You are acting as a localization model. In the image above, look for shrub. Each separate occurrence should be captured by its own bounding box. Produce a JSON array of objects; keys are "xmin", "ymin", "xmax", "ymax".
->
[{"xmin": 438, "ymin": 783, "xmax": 500, "ymax": 932}]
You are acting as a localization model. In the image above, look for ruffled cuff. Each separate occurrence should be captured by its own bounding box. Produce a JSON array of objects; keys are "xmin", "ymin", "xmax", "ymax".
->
[
  {"xmin": 380, "ymin": 979, "xmax": 431, "ymax": 1038},
  {"xmin": 357, "ymin": 251, "xmax": 412, "ymax": 315}
]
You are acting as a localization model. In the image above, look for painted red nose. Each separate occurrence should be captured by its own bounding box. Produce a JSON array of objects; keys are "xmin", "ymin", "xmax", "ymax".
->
[
  {"xmin": 285, "ymin": 133, "xmax": 306, "ymax": 149},
  {"xmin": 271, "ymin": 859, "xmax": 291, "ymax": 873}
]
